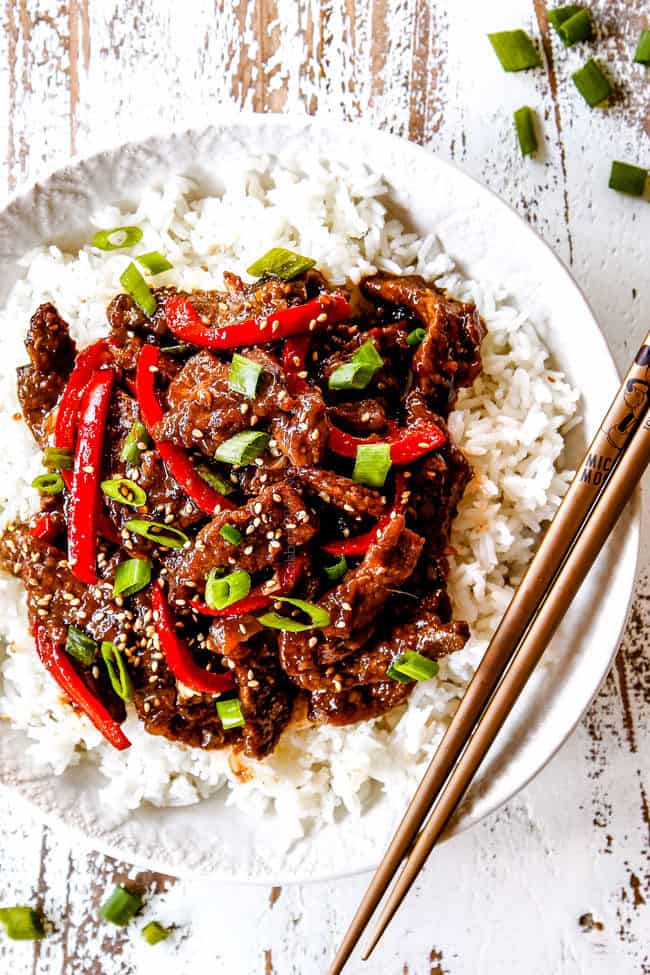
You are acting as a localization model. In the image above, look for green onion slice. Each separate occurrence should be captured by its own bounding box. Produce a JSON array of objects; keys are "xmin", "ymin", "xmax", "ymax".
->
[
  {"xmin": 328, "ymin": 340, "xmax": 384, "ymax": 391},
  {"xmin": 99, "ymin": 886, "xmax": 143, "ymax": 926},
  {"xmin": 247, "ymin": 247, "xmax": 316, "ymax": 281},
  {"xmin": 214, "ymin": 430, "xmax": 270, "ymax": 466},
  {"xmin": 634, "ymin": 30, "xmax": 650, "ymax": 65},
  {"xmin": 229, "ymin": 353, "xmax": 263, "ymax": 399},
  {"xmin": 323, "ymin": 555, "xmax": 348, "ymax": 582},
  {"xmin": 205, "ymin": 568, "xmax": 251, "ymax": 610},
  {"xmin": 141, "ymin": 921, "xmax": 171, "ymax": 945},
  {"xmin": 137, "ymin": 251, "xmax": 173, "ymax": 274},
  {"xmin": 113, "ymin": 558, "xmax": 152, "ymax": 598},
  {"xmin": 31, "ymin": 473, "xmax": 64, "ymax": 495},
  {"xmin": 387, "ymin": 651, "xmax": 439, "ymax": 683},
  {"xmin": 258, "ymin": 597, "xmax": 331, "ymax": 632},
  {"xmin": 120, "ymin": 421, "xmax": 150, "ymax": 465},
  {"xmin": 487, "ymin": 30, "xmax": 541, "ymax": 72},
  {"xmin": 160, "ymin": 342, "xmax": 190, "ymax": 355},
  {"xmin": 196, "ymin": 465, "xmax": 235, "ymax": 495},
  {"xmin": 547, "ymin": 5, "xmax": 582, "ymax": 33},
  {"xmin": 572, "ymin": 58, "xmax": 612, "ymax": 106},
  {"xmin": 558, "ymin": 8, "xmax": 593, "ymax": 46},
  {"xmin": 406, "ymin": 327, "xmax": 426, "ymax": 347},
  {"xmin": 101, "ymin": 477, "xmax": 147, "ymax": 508},
  {"xmin": 219, "ymin": 524, "xmax": 243, "ymax": 546},
  {"xmin": 92, "ymin": 226, "xmax": 143, "ymax": 251},
  {"xmin": 42, "ymin": 447, "xmax": 73, "ymax": 470},
  {"xmin": 514, "ymin": 106, "xmax": 538, "ymax": 156},
  {"xmin": 124, "ymin": 519, "xmax": 189, "ymax": 549},
  {"xmin": 609, "ymin": 161, "xmax": 648, "ymax": 197},
  {"xmin": 65, "ymin": 626, "xmax": 98, "ymax": 666},
  {"xmin": 0, "ymin": 907, "xmax": 47, "ymax": 941},
  {"xmin": 120, "ymin": 262, "xmax": 156, "ymax": 316},
  {"xmin": 217, "ymin": 698, "xmax": 246, "ymax": 730},
  {"xmin": 353, "ymin": 443, "xmax": 392, "ymax": 488},
  {"xmin": 101, "ymin": 642, "xmax": 132, "ymax": 702}
]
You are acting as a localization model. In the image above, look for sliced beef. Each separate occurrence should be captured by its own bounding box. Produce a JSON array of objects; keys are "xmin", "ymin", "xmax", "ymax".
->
[
  {"xmin": 307, "ymin": 680, "xmax": 412, "ymax": 726},
  {"xmin": 271, "ymin": 389, "xmax": 328, "ymax": 466},
  {"xmin": 328, "ymin": 398, "xmax": 389, "ymax": 433},
  {"xmin": 230, "ymin": 638, "xmax": 294, "ymax": 759},
  {"xmin": 291, "ymin": 466, "xmax": 386, "ymax": 520},
  {"xmin": 316, "ymin": 327, "xmax": 408, "ymax": 405},
  {"xmin": 16, "ymin": 303, "xmax": 77, "ymax": 444}
]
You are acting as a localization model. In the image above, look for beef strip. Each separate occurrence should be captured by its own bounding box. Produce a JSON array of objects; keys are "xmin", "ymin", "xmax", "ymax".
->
[
  {"xmin": 16, "ymin": 303, "xmax": 77, "ymax": 445},
  {"xmin": 327, "ymin": 398, "xmax": 389, "ymax": 433},
  {"xmin": 316, "ymin": 326, "xmax": 409, "ymax": 406},
  {"xmin": 307, "ymin": 680, "xmax": 412, "ymax": 726},
  {"xmin": 290, "ymin": 466, "xmax": 386, "ymax": 520}
]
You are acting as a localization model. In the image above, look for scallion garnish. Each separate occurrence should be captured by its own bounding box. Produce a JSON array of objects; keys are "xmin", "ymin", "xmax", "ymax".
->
[
  {"xmin": 113, "ymin": 558, "xmax": 152, "ymax": 597},
  {"xmin": 387, "ymin": 651, "xmax": 439, "ymax": 683},
  {"xmin": 214, "ymin": 430, "xmax": 270, "ymax": 466},
  {"xmin": 406, "ymin": 327, "xmax": 426, "ymax": 347},
  {"xmin": 92, "ymin": 226, "xmax": 143, "ymax": 251},
  {"xmin": 323, "ymin": 555, "xmax": 348, "ymax": 582},
  {"xmin": 101, "ymin": 477, "xmax": 147, "ymax": 508},
  {"xmin": 137, "ymin": 251, "xmax": 173, "ymax": 274},
  {"xmin": 124, "ymin": 519, "xmax": 189, "ymax": 549},
  {"xmin": 328, "ymin": 340, "xmax": 384, "ymax": 391},
  {"xmin": 160, "ymin": 342, "xmax": 190, "ymax": 355},
  {"xmin": 228, "ymin": 353, "xmax": 263, "ymax": 399},
  {"xmin": 634, "ymin": 30, "xmax": 650, "ymax": 65},
  {"xmin": 42, "ymin": 447, "xmax": 73, "ymax": 470},
  {"xmin": 514, "ymin": 106, "xmax": 538, "ymax": 156},
  {"xmin": 205, "ymin": 568, "xmax": 251, "ymax": 610},
  {"xmin": 31, "ymin": 473, "xmax": 64, "ymax": 495},
  {"xmin": 608, "ymin": 161, "xmax": 647, "ymax": 197},
  {"xmin": 487, "ymin": 30, "xmax": 541, "ymax": 72},
  {"xmin": 99, "ymin": 886, "xmax": 143, "ymax": 926},
  {"xmin": 218, "ymin": 524, "xmax": 243, "ymax": 546},
  {"xmin": 101, "ymin": 642, "xmax": 132, "ymax": 702},
  {"xmin": 247, "ymin": 247, "xmax": 316, "ymax": 281},
  {"xmin": 547, "ymin": 5, "xmax": 582, "ymax": 35},
  {"xmin": 557, "ymin": 8, "xmax": 593, "ymax": 46},
  {"xmin": 65, "ymin": 626, "xmax": 98, "ymax": 666},
  {"xmin": 196, "ymin": 465, "xmax": 235, "ymax": 495},
  {"xmin": 258, "ymin": 597, "xmax": 331, "ymax": 633},
  {"xmin": 120, "ymin": 421, "xmax": 150, "ymax": 465},
  {"xmin": 216, "ymin": 698, "xmax": 246, "ymax": 730},
  {"xmin": 141, "ymin": 921, "xmax": 171, "ymax": 945},
  {"xmin": 0, "ymin": 907, "xmax": 47, "ymax": 941},
  {"xmin": 120, "ymin": 262, "xmax": 156, "ymax": 316},
  {"xmin": 572, "ymin": 58, "xmax": 612, "ymax": 106},
  {"xmin": 353, "ymin": 443, "xmax": 392, "ymax": 489}
]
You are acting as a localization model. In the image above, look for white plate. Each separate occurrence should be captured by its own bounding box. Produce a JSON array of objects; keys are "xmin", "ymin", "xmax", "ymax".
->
[{"xmin": 0, "ymin": 117, "xmax": 640, "ymax": 883}]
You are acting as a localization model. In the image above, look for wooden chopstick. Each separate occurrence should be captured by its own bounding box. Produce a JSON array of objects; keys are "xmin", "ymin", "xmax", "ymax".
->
[{"xmin": 329, "ymin": 330, "xmax": 650, "ymax": 975}]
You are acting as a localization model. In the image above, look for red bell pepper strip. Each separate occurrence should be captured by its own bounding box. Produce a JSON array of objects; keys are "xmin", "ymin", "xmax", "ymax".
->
[
  {"xmin": 34, "ymin": 624, "xmax": 131, "ymax": 750},
  {"xmin": 68, "ymin": 369, "xmax": 115, "ymax": 584},
  {"xmin": 282, "ymin": 335, "xmax": 310, "ymax": 394},
  {"xmin": 152, "ymin": 585, "xmax": 236, "ymax": 695},
  {"xmin": 135, "ymin": 343, "xmax": 235, "ymax": 515},
  {"xmin": 327, "ymin": 420, "xmax": 446, "ymax": 464},
  {"xmin": 164, "ymin": 292, "xmax": 351, "ymax": 350},
  {"xmin": 29, "ymin": 513, "xmax": 59, "ymax": 545},
  {"xmin": 59, "ymin": 469, "xmax": 120, "ymax": 544},
  {"xmin": 322, "ymin": 474, "xmax": 408, "ymax": 557},
  {"xmin": 190, "ymin": 554, "xmax": 307, "ymax": 618},
  {"xmin": 54, "ymin": 339, "xmax": 112, "ymax": 451}
]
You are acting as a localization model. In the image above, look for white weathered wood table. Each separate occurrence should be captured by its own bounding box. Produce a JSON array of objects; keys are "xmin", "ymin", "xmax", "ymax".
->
[{"xmin": 1, "ymin": 1, "xmax": 649, "ymax": 972}]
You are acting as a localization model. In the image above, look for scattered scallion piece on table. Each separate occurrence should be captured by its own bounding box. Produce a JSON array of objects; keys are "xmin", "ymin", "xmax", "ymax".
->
[
  {"xmin": 136, "ymin": 251, "xmax": 173, "ymax": 274},
  {"xmin": 218, "ymin": 523, "xmax": 243, "ymax": 545},
  {"xmin": 514, "ymin": 106, "xmax": 539, "ymax": 156},
  {"xmin": 65, "ymin": 626, "xmax": 98, "ymax": 666},
  {"xmin": 196, "ymin": 465, "xmax": 235, "ymax": 495},
  {"xmin": 205, "ymin": 568, "xmax": 251, "ymax": 610},
  {"xmin": 247, "ymin": 247, "xmax": 316, "ymax": 280},
  {"xmin": 42, "ymin": 447, "xmax": 73, "ymax": 470},
  {"xmin": 92, "ymin": 226, "xmax": 143, "ymax": 251},
  {"xmin": 547, "ymin": 5, "xmax": 582, "ymax": 36},
  {"xmin": 124, "ymin": 519, "xmax": 189, "ymax": 550},
  {"xmin": 572, "ymin": 58, "xmax": 613, "ymax": 106},
  {"xmin": 31, "ymin": 473, "xmax": 64, "ymax": 495},
  {"xmin": 353, "ymin": 443, "xmax": 392, "ymax": 488},
  {"xmin": 634, "ymin": 30, "xmax": 650, "ymax": 65},
  {"xmin": 141, "ymin": 921, "xmax": 171, "ymax": 946},
  {"xmin": 608, "ymin": 161, "xmax": 648, "ymax": 197},
  {"xmin": 258, "ymin": 597, "xmax": 331, "ymax": 633},
  {"xmin": 0, "ymin": 907, "xmax": 47, "ymax": 941},
  {"xmin": 487, "ymin": 30, "xmax": 541, "ymax": 72},
  {"xmin": 99, "ymin": 886, "xmax": 143, "ymax": 927},
  {"xmin": 406, "ymin": 327, "xmax": 426, "ymax": 347},
  {"xmin": 120, "ymin": 421, "xmax": 150, "ymax": 465},
  {"xmin": 228, "ymin": 353, "xmax": 263, "ymax": 399},
  {"xmin": 217, "ymin": 698, "xmax": 246, "ymax": 730},
  {"xmin": 387, "ymin": 651, "xmax": 439, "ymax": 683},
  {"xmin": 557, "ymin": 8, "xmax": 593, "ymax": 46},
  {"xmin": 214, "ymin": 430, "xmax": 270, "ymax": 465},
  {"xmin": 323, "ymin": 555, "xmax": 348, "ymax": 582},
  {"xmin": 101, "ymin": 642, "xmax": 133, "ymax": 701},
  {"xmin": 113, "ymin": 558, "xmax": 152, "ymax": 598},
  {"xmin": 120, "ymin": 262, "xmax": 156, "ymax": 316},
  {"xmin": 328, "ymin": 340, "xmax": 384, "ymax": 390},
  {"xmin": 101, "ymin": 477, "xmax": 147, "ymax": 507}
]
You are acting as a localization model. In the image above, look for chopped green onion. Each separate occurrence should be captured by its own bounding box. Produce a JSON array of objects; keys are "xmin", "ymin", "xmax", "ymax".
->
[
  {"xmin": 137, "ymin": 251, "xmax": 173, "ymax": 274},
  {"xmin": 101, "ymin": 642, "xmax": 132, "ymax": 702},
  {"xmin": 258, "ymin": 597, "xmax": 331, "ymax": 633},
  {"xmin": 228, "ymin": 353, "xmax": 263, "ymax": 399},
  {"xmin": 487, "ymin": 30, "xmax": 541, "ymax": 72},
  {"xmin": 120, "ymin": 421, "xmax": 150, "ymax": 465},
  {"xmin": 406, "ymin": 328, "xmax": 426, "ymax": 347},
  {"xmin": 65, "ymin": 626, "xmax": 98, "ymax": 666},
  {"xmin": 160, "ymin": 342, "xmax": 190, "ymax": 355},
  {"xmin": 247, "ymin": 247, "xmax": 316, "ymax": 281},
  {"xmin": 205, "ymin": 568, "xmax": 251, "ymax": 610},
  {"xmin": 113, "ymin": 558, "xmax": 152, "ymax": 597},
  {"xmin": 120, "ymin": 262, "xmax": 156, "ymax": 316},
  {"xmin": 43, "ymin": 447, "xmax": 73, "ymax": 470},
  {"xmin": 353, "ymin": 443, "xmax": 392, "ymax": 489},
  {"xmin": 141, "ymin": 921, "xmax": 171, "ymax": 945},
  {"xmin": 214, "ymin": 430, "xmax": 270, "ymax": 466},
  {"xmin": 572, "ymin": 58, "xmax": 612, "ymax": 106},
  {"xmin": 558, "ymin": 8, "xmax": 593, "ymax": 46},
  {"xmin": 387, "ymin": 651, "xmax": 439, "ymax": 683},
  {"xmin": 0, "ymin": 907, "xmax": 47, "ymax": 941},
  {"xmin": 124, "ymin": 519, "xmax": 189, "ymax": 549},
  {"xmin": 219, "ymin": 524, "xmax": 243, "ymax": 546},
  {"xmin": 608, "ymin": 161, "xmax": 647, "ymax": 197},
  {"xmin": 514, "ymin": 106, "xmax": 538, "ymax": 156},
  {"xmin": 196, "ymin": 465, "xmax": 235, "ymax": 495},
  {"xmin": 323, "ymin": 555, "xmax": 348, "ymax": 582},
  {"xmin": 31, "ymin": 473, "xmax": 64, "ymax": 495},
  {"xmin": 547, "ymin": 5, "xmax": 582, "ymax": 34},
  {"xmin": 99, "ymin": 886, "xmax": 143, "ymax": 926},
  {"xmin": 217, "ymin": 698, "xmax": 246, "ymax": 730},
  {"xmin": 328, "ymin": 340, "xmax": 384, "ymax": 391},
  {"xmin": 101, "ymin": 477, "xmax": 147, "ymax": 508},
  {"xmin": 634, "ymin": 30, "xmax": 650, "ymax": 65},
  {"xmin": 92, "ymin": 226, "xmax": 143, "ymax": 251}
]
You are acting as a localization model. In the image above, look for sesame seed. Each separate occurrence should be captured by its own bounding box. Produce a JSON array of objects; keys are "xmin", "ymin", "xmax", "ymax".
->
[
  {"xmin": 316, "ymin": 312, "xmax": 328, "ymax": 323},
  {"xmin": 243, "ymin": 545, "xmax": 254, "ymax": 555},
  {"xmin": 82, "ymin": 465, "xmax": 94, "ymax": 475}
]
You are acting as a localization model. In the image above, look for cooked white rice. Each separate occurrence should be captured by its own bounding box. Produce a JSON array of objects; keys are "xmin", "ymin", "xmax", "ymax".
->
[{"xmin": 0, "ymin": 154, "xmax": 579, "ymax": 837}]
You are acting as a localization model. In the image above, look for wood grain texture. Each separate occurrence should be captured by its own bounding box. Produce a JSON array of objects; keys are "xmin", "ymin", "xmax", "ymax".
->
[{"xmin": 0, "ymin": 0, "xmax": 649, "ymax": 971}]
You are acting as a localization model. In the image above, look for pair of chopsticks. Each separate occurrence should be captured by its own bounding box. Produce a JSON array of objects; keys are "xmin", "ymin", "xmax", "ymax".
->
[{"xmin": 330, "ymin": 329, "xmax": 650, "ymax": 973}]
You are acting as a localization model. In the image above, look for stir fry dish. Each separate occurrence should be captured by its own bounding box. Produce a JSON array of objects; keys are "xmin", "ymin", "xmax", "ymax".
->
[{"xmin": 0, "ymin": 246, "xmax": 485, "ymax": 760}]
